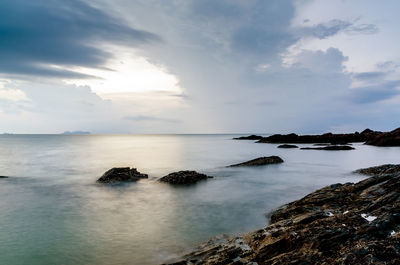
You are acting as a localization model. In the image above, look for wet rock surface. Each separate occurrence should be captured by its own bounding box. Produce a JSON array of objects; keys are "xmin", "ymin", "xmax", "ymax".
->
[
  {"xmin": 233, "ymin": 135, "xmax": 263, "ymax": 140},
  {"xmin": 166, "ymin": 164, "xmax": 400, "ymax": 265},
  {"xmin": 277, "ymin": 144, "xmax": 298, "ymax": 149},
  {"xmin": 97, "ymin": 167, "xmax": 148, "ymax": 183},
  {"xmin": 256, "ymin": 129, "xmax": 381, "ymax": 144},
  {"xmin": 158, "ymin": 171, "xmax": 213, "ymax": 184},
  {"xmin": 301, "ymin": 145, "xmax": 355, "ymax": 151},
  {"xmin": 365, "ymin": 127, "xmax": 400, "ymax": 146},
  {"xmin": 228, "ymin": 156, "xmax": 284, "ymax": 167}
]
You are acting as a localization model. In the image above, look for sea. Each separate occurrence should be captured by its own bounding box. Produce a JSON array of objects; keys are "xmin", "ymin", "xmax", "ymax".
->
[{"xmin": 0, "ymin": 134, "xmax": 399, "ymax": 265}]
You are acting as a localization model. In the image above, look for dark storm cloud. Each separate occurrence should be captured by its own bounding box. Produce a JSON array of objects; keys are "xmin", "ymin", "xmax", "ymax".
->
[
  {"xmin": 0, "ymin": 0, "xmax": 161, "ymax": 78},
  {"xmin": 230, "ymin": 0, "xmax": 296, "ymax": 55}
]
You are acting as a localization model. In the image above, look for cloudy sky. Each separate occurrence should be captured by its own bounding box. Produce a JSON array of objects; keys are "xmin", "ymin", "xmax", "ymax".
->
[{"xmin": 1, "ymin": 0, "xmax": 399, "ymax": 133}]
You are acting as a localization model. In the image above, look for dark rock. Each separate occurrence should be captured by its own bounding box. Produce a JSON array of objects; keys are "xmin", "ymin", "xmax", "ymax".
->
[
  {"xmin": 257, "ymin": 129, "xmax": 381, "ymax": 144},
  {"xmin": 301, "ymin": 145, "xmax": 355, "ymax": 150},
  {"xmin": 0, "ymin": 176, "xmax": 8, "ymax": 178},
  {"xmin": 97, "ymin": 167, "xmax": 148, "ymax": 183},
  {"xmin": 354, "ymin": 164, "xmax": 400, "ymax": 176},
  {"xmin": 228, "ymin": 156, "xmax": 284, "ymax": 167},
  {"xmin": 158, "ymin": 171, "xmax": 213, "ymax": 184},
  {"xmin": 233, "ymin": 135, "xmax": 263, "ymax": 140},
  {"xmin": 167, "ymin": 164, "xmax": 400, "ymax": 265},
  {"xmin": 365, "ymin": 127, "xmax": 400, "ymax": 146},
  {"xmin": 277, "ymin": 144, "xmax": 298, "ymax": 149}
]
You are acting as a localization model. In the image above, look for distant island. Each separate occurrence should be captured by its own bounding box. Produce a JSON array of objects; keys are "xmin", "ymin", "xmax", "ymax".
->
[{"xmin": 62, "ymin": 131, "xmax": 91, "ymax": 135}]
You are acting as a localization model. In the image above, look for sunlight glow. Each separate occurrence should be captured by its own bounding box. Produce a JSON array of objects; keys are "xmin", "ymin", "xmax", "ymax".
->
[{"xmin": 65, "ymin": 52, "xmax": 182, "ymax": 96}]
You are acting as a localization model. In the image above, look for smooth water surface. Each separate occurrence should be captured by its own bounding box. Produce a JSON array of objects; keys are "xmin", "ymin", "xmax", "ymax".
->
[{"xmin": 0, "ymin": 134, "xmax": 399, "ymax": 264}]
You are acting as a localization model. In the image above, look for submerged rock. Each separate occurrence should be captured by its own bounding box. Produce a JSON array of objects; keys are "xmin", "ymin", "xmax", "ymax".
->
[
  {"xmin": 158, "ymin": 171, "xmax": 213, "ymax": 184},
  {"xmin": 301, "ymin": 145, "xmax": 355, "ymax": 150},
  {"xmin": 97, "ymin": 167, "xmax": 148, "ymax": 183},
  {"xmin": 167, "ymin": 164, "xmax": 400, "ymax": 264},
  {"xmin": 277, "ymin": 144, "xmax": 298, "ymax": 148},
  {"xmin": 229, "ymin": 156, "xmax": 284, "ymax": 167},
  {"xmin": 233, "ymin": 135, "xmax": 263, "ymax": 140},
  {"xmin": 365, "ymin": 127, "xmax": 400, "ymax": 146}
]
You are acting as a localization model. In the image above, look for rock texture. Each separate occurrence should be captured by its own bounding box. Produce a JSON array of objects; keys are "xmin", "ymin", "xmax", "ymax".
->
[
  {"xmin": 97, "ymin": 167, "xmax": 148, "ymax": 183},
  {"xmin": 277, "ymin": 144, "xmax": 298, "ymax": 149},
  {"xmin": 257, "ymin": 129, "xmax": 381, "ymax": 144},
  {"xmin": 229, "ymin": 156, "xmax": 284, "ymax": 167},
  {"xmin": 167, "ymin": 164, "xmax": 400, "ymax": 265},
  {"xmin": 159, "ymin": 171, "xmax": 213, "ymax": 184},
  {"xmin": 301, "ymin": 145, "xmax": 355, "ymax": 151},
  {"xmin": 233, "ymin": 135, "xmax": 263, "ymax": 140},
  {"xmin": 365, "ymin": 127, "xmax": 400, "ymax": 146}
]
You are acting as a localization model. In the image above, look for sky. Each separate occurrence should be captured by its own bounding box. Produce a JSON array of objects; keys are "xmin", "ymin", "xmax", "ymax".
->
[{"xmin": 0, "ymin": 0, "xmax": 399, "ymax": 134}]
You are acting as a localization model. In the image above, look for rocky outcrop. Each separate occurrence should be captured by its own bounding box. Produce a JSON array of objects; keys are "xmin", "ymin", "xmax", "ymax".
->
[
  {"xmin": 365, "ymin": 127, "xmax": 400, "ymax": 146},
  {"xmin": 233, "ymin": 135, "xmax": 263, "ymax": 140},
  {"xmin": 228, "ymin": 156, "xmax": 284, "ymax": 167},
  {"xmin": 167, "ymin": 164, "xmax": 400, "ymax": 265},
  {"xmin": 257, "ymin": 129, "xmax": 381, "ymax": 144},
  {"xmin": 301, "ymin": 145, "xmax": 355, "ymax": 151},
  {"xmin": 97, "ymin": 167, "xmax": 148, "ymax": 183},
  {"xmin": 158, "ymin": 171, "xmax": 213, "ymax": 184},
  {"xmin": 277, "ymin": 144, "xmax": 298, "ymax": 148}
]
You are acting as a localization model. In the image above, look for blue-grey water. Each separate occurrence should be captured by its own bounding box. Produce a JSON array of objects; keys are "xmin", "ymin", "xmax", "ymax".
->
[{"xmin": 0, "ymin": 134, "xmax": 399, "ymax": 265}]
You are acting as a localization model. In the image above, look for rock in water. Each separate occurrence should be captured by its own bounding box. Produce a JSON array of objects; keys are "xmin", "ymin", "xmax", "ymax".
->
[
  {"xmin": 229, "ymin": 156, "xmax": 284, "ymax": 167},
  {"xmin": 277, "ymin": 144, "xmax": 298, "ymax": 148},
  {"xmin": 158, "ymin": 171, "xmax": 213, "ymax": 184},
  {"xmin": 233, "ymin": 135, "xmax": 263, "ymax": 140},
  {"xmin": 167, "ymin": 164, "xmax": 400, "ymax": 264},
  {"xmin": 301, "ymin": 145, "xmax": 355, "ymax": 150},
  {"xmin": 365, "ymin": 127, "xmax": 400, "ymax": 146},
  {"xmin": 97, "ymin": 167, "xmax": 148, "ymax": 183}
]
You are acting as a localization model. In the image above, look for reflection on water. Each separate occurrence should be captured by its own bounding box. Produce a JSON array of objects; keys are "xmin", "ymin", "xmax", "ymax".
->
[{"xmin": 0, "ymin": 135, "xmax": 399, "ymax": 264}]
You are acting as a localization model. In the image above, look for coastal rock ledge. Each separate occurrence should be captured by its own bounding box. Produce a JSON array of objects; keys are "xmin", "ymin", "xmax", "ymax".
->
[
  {"xmin": 166, "ymin": 164, "xmax": 400, "ymax": 265},
  {"xmin": 159, "ymin": 171, "xmax": 213, "ymax": 184},
  {"xmin": 97, "ymin": 167, "xmax": 148, "ymax": 183}
]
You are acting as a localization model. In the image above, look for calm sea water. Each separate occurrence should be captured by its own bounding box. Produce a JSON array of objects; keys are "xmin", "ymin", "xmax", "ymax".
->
[{"xmin": 0, "ymin": 134, "xmax": 399, "ymax": 265}]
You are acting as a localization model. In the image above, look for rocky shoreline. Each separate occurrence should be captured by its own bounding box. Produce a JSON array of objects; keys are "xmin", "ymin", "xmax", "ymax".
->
[
  {"xmin": 235, "ymin": 127, "xmax": 400, "ymax": 147},
  {"xmin": 166, "ymin": 164, "xmax": 400, "ymax": 264}
]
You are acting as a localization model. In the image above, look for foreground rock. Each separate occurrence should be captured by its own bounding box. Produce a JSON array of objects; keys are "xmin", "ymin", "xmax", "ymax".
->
[
  {"xmin": 365, "ymin": 127, "xmax": 400, "ymax": 146},
  {"xmin": 233, "ymin": 135, "xmax": 263, "ymax": 140},
  {"xmin": 277, "ymin": 144, "xmax": 298, "ymax": 149},
  {"xmin": 301, "ymin": 145, "xmax": 355, "ymax": 151},
  {"xmin": 229, "ymin": 156, "xmax": 284, "ymax": 167},
  {"xmin": 97, "ymin": 167, "xmax": 148, "ymax": 183},
  {"xmin": 159, "ymin": 171, "xmax": 213, "ymax": 184},
  {"xmin": 257, "ymin": 128, "xmax": 381, "ymax": 144},
  {"xmin": 167, "ymin": 164, "xmax": 400, "ymax": 264}
]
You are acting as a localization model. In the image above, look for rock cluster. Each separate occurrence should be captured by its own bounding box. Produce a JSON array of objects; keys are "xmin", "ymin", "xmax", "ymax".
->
[
  {"xmin": 256, "ymin": 129, "xmax": 380, "ymax": 144},
  {"xmin": 365, "ymin": 127, "xmax": 400, "ymax": 146},
  {"xmin": 233, "ymin": 135, "xmax": 263, "ymax": 140},
  {"xmin": 167, "ymin": 164, "xmax": 400, "ymax": 264},
  {"xmin": 277, "ymin": 144, "xmax": 298, "ymax": 149},
  {"xmin": 228, "ymin": 156, "xmax": 284, "ymax": 167},
  {"xmin": 97, "ymin": 167, "xmax": 148, "ymax": 183},
  {"xmin": 158, "ymin": 171, "xmax": 213, "ymax": 184}
]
